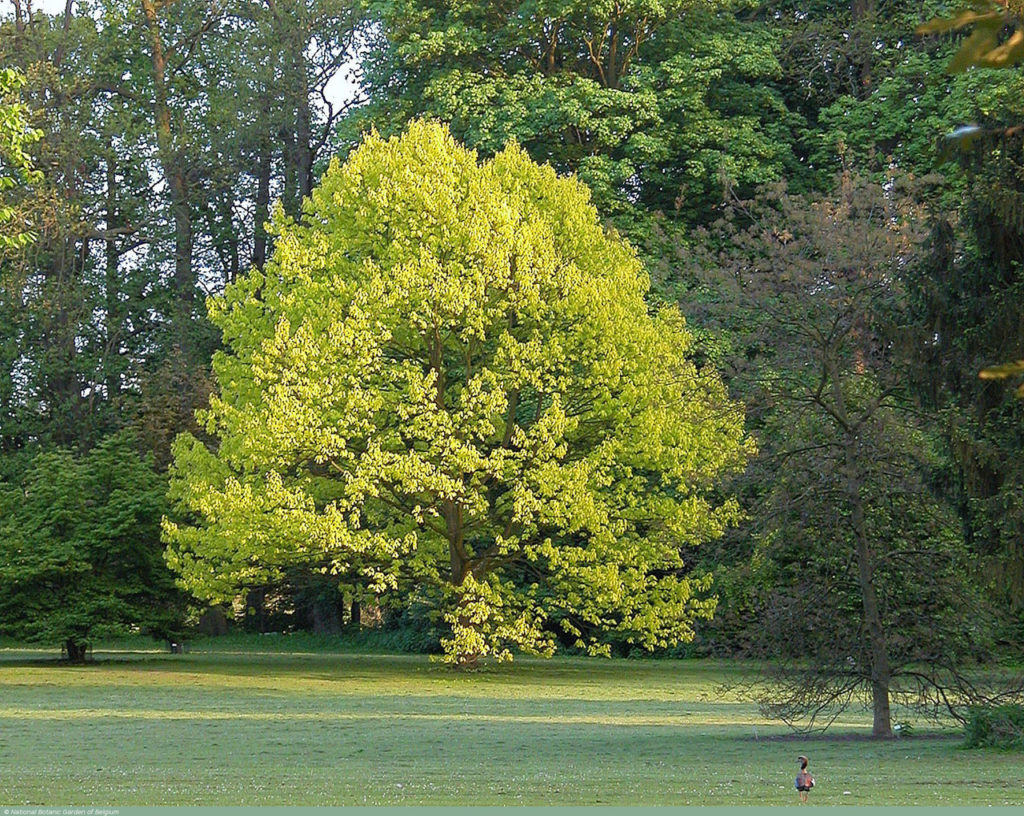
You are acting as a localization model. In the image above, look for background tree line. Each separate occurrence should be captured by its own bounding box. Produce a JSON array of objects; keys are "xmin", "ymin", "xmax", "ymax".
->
[{"xmin": 2, "ymin": 0, "xmax": 1024, "ymax": 737}]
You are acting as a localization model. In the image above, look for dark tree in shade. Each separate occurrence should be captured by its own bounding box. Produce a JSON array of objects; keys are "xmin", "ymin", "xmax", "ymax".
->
[
  {"xmin": 699, "ymin": 175, "xmax": 1023, "ymax": 736},
  {"xmin": 0, "ymin": 432, "xmax": 183, "ymax": 660}
]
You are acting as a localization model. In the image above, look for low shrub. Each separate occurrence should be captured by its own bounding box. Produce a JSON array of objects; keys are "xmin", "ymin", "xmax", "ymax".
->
[{"xmin": 964, "ymin": 704, "xmax": 1024, "ymax": 750}]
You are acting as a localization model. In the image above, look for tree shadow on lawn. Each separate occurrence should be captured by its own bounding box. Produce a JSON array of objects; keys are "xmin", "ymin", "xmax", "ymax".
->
[
  {"xmin": 0, "ymin": 655, "xmax": 148, "ymax": 668},
  {"xmin": 761, "ymin": 730, "xmax": 962, "ymax": 742}
]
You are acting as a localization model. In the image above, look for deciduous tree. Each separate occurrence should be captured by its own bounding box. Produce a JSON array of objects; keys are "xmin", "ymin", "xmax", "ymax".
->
[
  {"xmin": 0, "ymin": 432, "xmax": 182, "ymax": 660},
  {"xmin": 165, "ymin": 121, "xmax": 752, "ymax": 666},
  {"xmin": 346, "ymin": 0, "xmax": 800, "ymax": 263},
  {"xmin": 698, "ymin": 175, "xmax": 1016, "ymax": 736}
]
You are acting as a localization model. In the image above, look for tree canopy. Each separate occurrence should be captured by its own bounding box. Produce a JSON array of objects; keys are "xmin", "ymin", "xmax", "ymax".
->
[
  {"xmin": 0, "ymin": 432, "xmax": 181, "ymax": 661},
  {"xmin": 165, "ymin": 120, "xmax": 752, "ymax": 665},
  {"xmin": 345, "ymin": 0, "xmax": 799, "ymax": 259}
]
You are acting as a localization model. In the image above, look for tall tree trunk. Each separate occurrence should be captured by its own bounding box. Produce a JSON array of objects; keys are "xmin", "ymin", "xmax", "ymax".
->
[
  {"xmin": 252, "ymin": 134, "xmax": 273, "ymax": 270},
  {"xmin": 294, "ymin": 73, "xmax": 314, "ymax": 202},
  {"xmin": 168, "ymin": 177, "xmax": 194, "ymax": 354},
  {"xmin": 281, "ymin": 127, "xmax": 298, "ymax": 218},
  {"xmin": 850, "ymin": 0, "xmax": 877, "ymax": 94},
  {"xmin": 276, "ymin": 6, "xmax": 315, "ymax": 217},
  {"xmin": 829, "ymin": 358, "xmax": 893, "ymax": 738},
  {"xmin": 104, "ymin": 155, "xmax": 123, "ymax": 405},
  {"xmin": 52, "ymin": 0, "xmax": 75, "ymax": 69},
  {"xmin": 216, "ymin": 195, "xmax": 240, "ymax": 285},
  {"xmin": 430, "ymin": 326, "xmax": 470, "ymax": 589},
  {"xmin": 449, "ymin": 525, "xmax": 466, "ymax": 586},
  {"xmin": 45, "ymin": 243, "xmax": 81, "ymax": 447},
  {"xmin": 606, "ymin": 25, "xmax": 619, "ymax": 90},
  {"xmin": 13, "ymin": 0, "xmax": 25, "ymax": 37},
  {"xmin": 851, "ymin": 0, "xmax": 876, "ymax": 21},
  {"xmin": 141, "ymin": 0, "xmax": 194, "ymax": 359},
  {"xmin": 310, "ymin": 595, "xmax": 342, "ymax": 634},
  {"xmin": 845, "ymin": 435, "xmax": 893, "ymax": 738}
]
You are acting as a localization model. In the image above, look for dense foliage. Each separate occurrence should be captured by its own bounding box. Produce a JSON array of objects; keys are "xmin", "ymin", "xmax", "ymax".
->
[
  {"xmin": 964, "ymin": 703, "xmax": 1024, "ymax": 750},
  {"xmin": 166, "ymin": 121, "xmax": 751, "ymax": 666},
  {"xmin": 344, "ymin": 0, "xmax": 801, "ymax": 269},
  {"xmin": 0, "ymin": 67, "xmax": 40, "ymax": 251},
  {"xmin": 0, "ymin": 432, "xmax": 181, "ymax": 660}
]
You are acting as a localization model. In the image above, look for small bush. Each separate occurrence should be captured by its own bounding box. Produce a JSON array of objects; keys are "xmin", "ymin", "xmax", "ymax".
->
[{"xmin": 964, "ymin": 704, "xmax": 1024, "ymax": 750}]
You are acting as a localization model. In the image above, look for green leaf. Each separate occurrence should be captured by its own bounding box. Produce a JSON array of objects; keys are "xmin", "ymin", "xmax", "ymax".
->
[
  {"xmin": 980, "ymin": 29, "xmax": 1024, "ymax": 68},
  {"xmin": 916, "ymin": 8, "xmax": 1003, "ymax": 36},
  {"xmin": 979, "ymin": 361, "xmax": 1024, "ymax": 379},
  {"xmin": 947, "ymin": 23, "xmax": 1004, "ymax": 73}
]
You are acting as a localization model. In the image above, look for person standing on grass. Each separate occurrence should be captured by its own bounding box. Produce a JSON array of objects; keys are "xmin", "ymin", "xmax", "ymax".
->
[{"xmin": 795, "ymin": 756, "xmax": 814, "ymax": 803}]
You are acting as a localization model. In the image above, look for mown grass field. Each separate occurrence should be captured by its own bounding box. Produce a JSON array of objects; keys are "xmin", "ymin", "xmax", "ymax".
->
[{"xmin": 0, "ymin": 640, "xmax": 1021, "ymax": 806}]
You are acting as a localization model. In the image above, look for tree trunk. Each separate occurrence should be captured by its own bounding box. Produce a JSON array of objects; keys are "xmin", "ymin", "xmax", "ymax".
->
[
  {"xmin": 850, "ymin": 0, "xmax": 877, "ymax": 94},
  {"xmin": 104, "ymin": 154, "xmax": 123, "ymax": 404},
  {"xmin": 851, "ymin": 0, "xmax": 876, "ymax": 21},
  {"xmin": 606, "ymin": 25, "xmax": 619, "ymax": 90},
  {"xmin": 281, "ymin": 127, "xmax": 298, "ymax": 218},
  {"xmin": 197, "ymin": 605, "xmax": 229, "ymax": 635},
  {"xmin": 141, "ymin": 0, "xmax": 194, "ymax": 359},
  {"xmin": 829, "ymin": 358, "xmax": 893, "ymax": 739},
  {"xmin": 45, "ymin": 243, "xmax": 82, "ymax": 447},
  {"xmin": 274, "ymin": 5, "xmax": 315, "ymax": 219},
  {"xmin": 349, "ymin": 597, "xmax": 360, "ymax": 628},
  {"xmin": 52, "ymin": 0, "xmax": 75, "ymax": 69},
  {"xmin": 310, "ymin": 595, "xmax": 342, "ymax": 634},
  {"xmin": 294, "ymin": 76, "xmax": 314, "ymax": 202},
  {"xmin": 252, "ymin": 135, "xmax": 272, "ymax": 270},
  {"xmin": 168, "ymin": 174, "xmax": 194, "ymax": 353},
  {"xmin": 64, "ymin": 639, "xmax": 88, "ymax": 662},
  {"xmin": 246, "ymin": 588, "xmax": 267, "ymax": 632},
  {"xmin": 217, "ymin": 194, "xmax": 240, "ymax": 285},
  {"xmin": 450, "ymin": 529, "xmax": 466, "ymax": 586},
  {"xmin": 845, "ymin": 436, "xmax": 894, "ymax": 738}
]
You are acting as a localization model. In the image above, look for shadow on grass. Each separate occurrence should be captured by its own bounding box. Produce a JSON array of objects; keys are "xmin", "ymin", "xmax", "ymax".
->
[
  {"xmin": 761, "ymin": 729, "xmax": 963, "ymax": 742},
  {"xmin": 0, "ymin": 654, "xmax": 171, "ymax": 669}
]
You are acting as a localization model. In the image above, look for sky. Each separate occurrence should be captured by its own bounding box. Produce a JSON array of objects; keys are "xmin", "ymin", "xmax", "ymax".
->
[{"xmin": 24, "ymin": 0, "xmax": 64, "ymax": 12}]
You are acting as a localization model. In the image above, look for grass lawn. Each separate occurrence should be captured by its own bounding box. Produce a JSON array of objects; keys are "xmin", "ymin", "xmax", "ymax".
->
[{"xmin": 0, "ymin": 640, "xmax": 1021, "ymax": 806}]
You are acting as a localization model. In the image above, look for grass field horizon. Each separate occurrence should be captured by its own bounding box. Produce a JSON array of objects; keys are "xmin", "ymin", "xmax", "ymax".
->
[{"xmin": 1, "ymin": 640, "xmax": 1021, "ymax": 806}]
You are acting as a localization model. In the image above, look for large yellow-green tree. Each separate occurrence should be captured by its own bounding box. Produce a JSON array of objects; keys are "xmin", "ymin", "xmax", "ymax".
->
[{"xmin": 165, "ymin": 121, "xmax": 752, "ymax": 665}]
